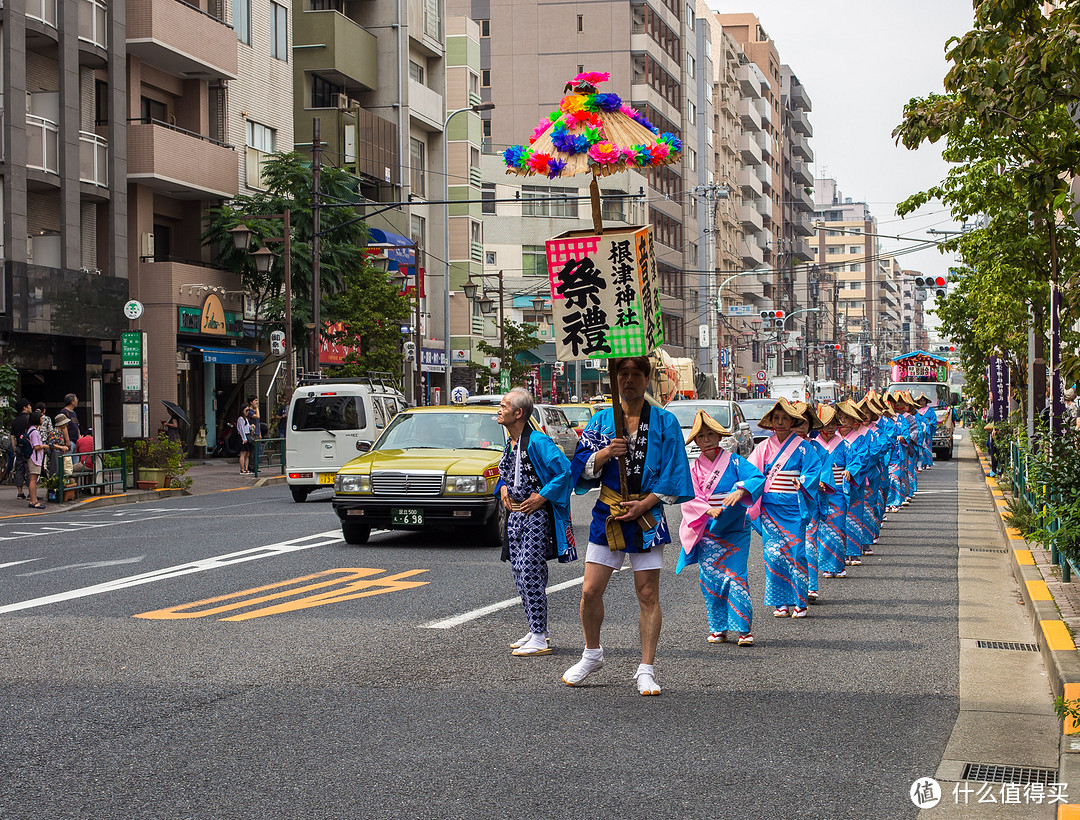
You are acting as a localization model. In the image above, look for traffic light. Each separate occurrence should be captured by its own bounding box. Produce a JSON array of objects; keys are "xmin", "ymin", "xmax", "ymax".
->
[
  {"xmin": 912, "ymin": 274, "xmax": 948, "ymax": 298},
  {"xmin": 935, "ymin": 345, "xmax": 956, "ymax": 352},
  {"xmin": 759, "ymin": 309, "xmax": 786, "ymax": 329},
  {"xmin": 403, "ymin": 341, "xmax": 416, "ymax": 362},
  {"xmin": 270, "ymin": 330, "xmax": 285, "ymax": 357}
]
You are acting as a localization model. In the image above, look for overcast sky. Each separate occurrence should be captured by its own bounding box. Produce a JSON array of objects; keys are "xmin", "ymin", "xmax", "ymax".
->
[{"xmin": 706, "ymin": 0, "xmax": 976, "ymax": 283}]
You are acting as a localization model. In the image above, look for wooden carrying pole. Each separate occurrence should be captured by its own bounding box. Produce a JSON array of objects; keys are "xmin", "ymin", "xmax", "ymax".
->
[
  {"xmin": 590, "ymin": 176, "xmax": 603, "ymax": 235},
  {"xmin": 608, "ymin": 360, "xmax": 628, "ymax": 500}
]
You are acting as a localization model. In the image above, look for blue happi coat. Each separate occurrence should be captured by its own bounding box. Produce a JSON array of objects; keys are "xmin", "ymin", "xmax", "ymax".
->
[{"xmin": 571, "ymin": 404, "xmax": 693, "ymax": 552}]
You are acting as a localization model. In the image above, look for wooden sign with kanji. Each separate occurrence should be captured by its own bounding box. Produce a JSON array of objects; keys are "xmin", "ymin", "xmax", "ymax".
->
[{"xmin": 545, "ymin": 226, "xmax": 663, "ymax": 362}]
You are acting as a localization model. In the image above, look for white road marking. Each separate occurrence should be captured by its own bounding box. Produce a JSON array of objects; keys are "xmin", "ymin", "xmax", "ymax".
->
[
  {"xmin": 17, "ymin": 555, "xmax": 146, "ymax": 577},
  {"xmin": 0, "ymin": 559, "xmax": 42, "ymax": 570},
  {"xmin": 0, "ymin": 530, "xmax": 343, "ymax": 614},
  {"xmin": 0, "ymin": 512, "xmax": 198, "ymax": 542},
  {"xmin": 421, "ymin": 576, "xmax": 586, "ymax": 629}
]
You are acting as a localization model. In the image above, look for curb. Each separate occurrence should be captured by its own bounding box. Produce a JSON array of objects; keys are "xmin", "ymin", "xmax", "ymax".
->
[
  {"xmin": 974, "ymin": 439, "xmax": 1080, "ymax": 800},
  {"xmin": 26, "ymin": 474, "xmax": 288, "ymax": 515}
]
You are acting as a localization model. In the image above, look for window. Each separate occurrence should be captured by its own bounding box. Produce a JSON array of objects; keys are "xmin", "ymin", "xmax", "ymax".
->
[
  {"xmin": 601, "ymin": 189, "xmax": 624, "ymax": 222},
  {"xmin": 409, "ymin": 61, "xmax": 424, "ymax": 84},
  {"xmin": 246, "ymin": 120, "xmax": 275, "ymax": 188},
  {"xmin": 687, "ymin": 99, "xmax": 696, "ymax": 124},
  {"xmin": 686, "ymin": 147, "xmax": 696, "ymax": 171},
  {"xmin": 688, "ymin": 242, "xmax": 698, "ymax": 266},
  {"xmin": 849, "ymin": 263, "xmax": 863, "ymax": 272},
  {"xmin": 270, "ymin": 2, "xmax": 288, "ymax": 60},
  {"xmin": 411, "ymin": 214, "xmax": 426, "ymax": 268},
  {"xmin": 848, "ymin": 245, "xmax": 861, "ymax": 254},
  {"xmin": 686, "ymin": 3, "xmax": 695, "ymax": 29},
  {"xmin": 481, "ymin": 184, "xmax": 496, "ymax": 214},
  {"xmin": 482, "ymin": 119, "xmax": 492, "ymax": 141},
  {"xmin": 687, "ymin": 54, "xmax": 695, "ymax": 78},
  {"xmin": 826, "ymin": 246, "xmax": 844, "ymax": 255},
  {"xmin": 311, "ymin": 76, "xmax": 343, "ymax": 108},
  {"xmin": 234, "ymin": 0, "xmax": 250, "ymax": 44},
  {"xmin": 140, "ymin": 97, "xmax": 167, "ymax": 124},
  {"xmin": 485, "ymin": 251, "xmax": 497, "ymax": 265},
  {"xmin": 848, "ymin": 278, "xmax": 864, "ymax": 288},
  {"xmin": 577, "ymin": 14, "xmax": 583, "ymax": 31},
  {"xmin": 481, "ymin": 69, "xmax": 491, "ymax": 88},
  {"xmin": 410, "ymin": 138, "xmax": 426, "ymax": 197},
  {"xmin": 479, "ymin": 18, "xmax": 490, "ymax": 37},
  {"xmin": 94, "ymin": 80, "xmax": 108, "ymax": 125},
  {"xmin": 522, "ymin": 185, "xmax": 575, "ymax": 218},
  {"xmin": 521, "ymin": 245, "xmax": 546, "ymax": 277},
  {"xmin": 469, "ymin": 72, "xmax": 480, "ymax": 97}
]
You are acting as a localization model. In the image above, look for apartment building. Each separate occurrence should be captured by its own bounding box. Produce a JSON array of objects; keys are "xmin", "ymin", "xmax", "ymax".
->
[
  {"xmin": 447, "ymin": 0, "xmax": 713, "ymax": 381},
  {"xmin": 2, "ymin": 0, "xmax": 128, "ymax": 440}
]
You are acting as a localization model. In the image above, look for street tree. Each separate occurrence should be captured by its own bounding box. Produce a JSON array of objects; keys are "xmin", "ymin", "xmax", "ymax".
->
[{"xmin": 477, "ymin": 319, "xmax": 541, "ymax": 388}]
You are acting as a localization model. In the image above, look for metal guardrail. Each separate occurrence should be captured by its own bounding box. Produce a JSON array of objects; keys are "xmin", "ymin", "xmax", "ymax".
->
[
  {"xmin": 252, "ymin": 437, "xmax": 284, "ymax": 478},
  {"xmin": 50, "ymin": 447, "xmax": 128, "ymax": 503},
  {"xmin": 1010, "ymin": 440, "xmax": 1077, "ymax": 582}
]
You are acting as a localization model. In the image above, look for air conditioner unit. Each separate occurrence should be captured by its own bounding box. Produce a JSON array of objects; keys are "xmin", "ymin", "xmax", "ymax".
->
[
  {"xmin": 140, "ymin": 232, "xmax": 155, "ymax": 258},
  {"xmin": 335, "ymin": 94, "xmax": 350, "ymax": 111},
  {"xmin": 350, "ymin": 98, "xmax": 362, "ymax": 110}
]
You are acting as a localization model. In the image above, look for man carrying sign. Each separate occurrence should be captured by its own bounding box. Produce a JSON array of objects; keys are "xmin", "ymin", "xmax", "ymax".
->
[{"xmin": 562, "ymin": 357, "xmax": 693, "ymax": 695}]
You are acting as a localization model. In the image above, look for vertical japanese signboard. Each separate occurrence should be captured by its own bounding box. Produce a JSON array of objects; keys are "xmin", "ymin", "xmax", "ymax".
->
[
  {"xmin": 987, "ymin": 356, "xmax": 1010, "ymax": 423},
  {"xmin": 546, "ymin": 226, "xmax": 663, "ymax": 361},
  {"xmin": 122, "ymin": 330, "xmax": 148, "ymax": 438}
]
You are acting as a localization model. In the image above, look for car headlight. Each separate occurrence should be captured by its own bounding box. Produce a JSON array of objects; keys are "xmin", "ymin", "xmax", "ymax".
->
[
  {"xmin": 445, "ymin": 475, "xmax": 484, "ymax": 494},
  {"xmin": 335, "ymin": 474, "xmax": 371, "ymax": 493}
]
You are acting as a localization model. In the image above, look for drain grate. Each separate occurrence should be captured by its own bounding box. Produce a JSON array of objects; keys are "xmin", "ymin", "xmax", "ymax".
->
[
  {"xmin": 967, "ymin": 548, "xmax": 1008, "ymax": 553},
  {"xmin": 960, "ymin": 763, "xmax": 1058, "ymax": 785},
  {"xmin": 975, "ymin": 640, "xmax": 1039, "ymax": 651}
]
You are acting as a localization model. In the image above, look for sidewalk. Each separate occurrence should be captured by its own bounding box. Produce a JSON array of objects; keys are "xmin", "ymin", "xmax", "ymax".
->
[
  {"xmin": 0, "ymin": 458, "xmax": 286, "ymax": 518},
  {"xmin": 974, "ymin": 438, "xmax": 1080, "ymax": 819}
]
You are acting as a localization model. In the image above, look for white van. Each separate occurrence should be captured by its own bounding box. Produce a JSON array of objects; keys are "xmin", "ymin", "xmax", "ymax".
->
[{"xmin": 285, "ymin": 376, "xmax": 407, "ymax": 502}]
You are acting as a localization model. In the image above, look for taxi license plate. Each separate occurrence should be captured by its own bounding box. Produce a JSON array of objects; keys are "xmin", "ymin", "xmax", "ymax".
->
[
  {"xmin": 392, "ymin": 508, "xmax": 424, "ymax": 526},
  {"xmin": 318, "ymin": 473, "xmax": 336, "ymax": 485}
]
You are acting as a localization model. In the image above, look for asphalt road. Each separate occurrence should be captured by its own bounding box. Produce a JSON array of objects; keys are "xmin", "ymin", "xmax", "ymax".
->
[{"xmin": 0, "ymin": 457, "xmax": 961, "ymax": 819}]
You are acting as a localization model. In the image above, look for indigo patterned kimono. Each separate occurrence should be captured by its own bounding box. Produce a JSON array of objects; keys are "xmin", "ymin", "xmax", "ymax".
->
[
  {"xmin": 898, "ymin": 412, "xmax": 918, "ymax": 496},
  {"xmin": 887, "ymin": 414, "xmax": 913, "ymax": 507},
  {"xmin": 749, "ymin": 433, "xmax": 820, "ymax": 608},
  {"xmin": 677, "ymin": 450, "xmax": 765, "ymax": 634},
  {"xmin": 811, "ymin": 432, "xmax": 849, "ymax": 575},
  {"xmin": 917, "ymin": 406, "xmax": 938, "ymax": 469},
  {"xmin": 842, "ymin": 428, "xmax": 871, "ymax": 556},
  {"xmin": 571, "ymin": 404, "xmax": 693, "ymax": 552}
]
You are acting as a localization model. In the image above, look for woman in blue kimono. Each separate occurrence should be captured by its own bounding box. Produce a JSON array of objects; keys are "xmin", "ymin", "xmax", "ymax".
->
[
  {"xmin": 495, "ymin": 388, "xmax": 577, "ymax": 657},
  {"xmin": 898, "ymin": 391, "xmax": 920, "ymax": 500},
  {"xmin": 916, "ymin": 395, "xmax": 938, "ymax": 470},
  {"xmin": 748, "ymin": 397, "xmax": 820, "ymax": 619},
  {"xmin": 812, "ymin": 404, "xmax": 850, "ymax": 579},
  {"xmin": 855, "ymin": 396, "xmax": 885, "ymax": 553},
  {"xmin": 793, "ymin": 401, "xmax": 824, "ymax": 601},
  {"xmin": 836, "ymin": 399, "xmax": 869, "ymax": 566},
  {"xmin": 562, "ymin": 357, "xmax": 693, "ymax": 696},
  {"xmin": 677, "ymin": 410, "xmax": 765, "ymax": 646}
]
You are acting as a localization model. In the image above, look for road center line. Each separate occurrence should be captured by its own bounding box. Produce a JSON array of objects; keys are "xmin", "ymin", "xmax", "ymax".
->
[
  {"xmin": 0, "ymin": 530, "xmax": 343, "ymax": 614},
  {"xmin": 421, "ymin": 576, "xmax": 586, "ymax": 629},
  {"xmin": 0, "ymin": 559, "xmax": 42, "ymax": 570}
]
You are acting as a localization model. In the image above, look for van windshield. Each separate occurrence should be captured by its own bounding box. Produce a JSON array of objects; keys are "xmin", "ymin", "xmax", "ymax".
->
[
  {"xmin": 291, "ymin": 395, "xmax": 366, "ymax": 431},
  {"xmin": 887, "ymin": 383, "xmax": 951, "ymax": 408}
]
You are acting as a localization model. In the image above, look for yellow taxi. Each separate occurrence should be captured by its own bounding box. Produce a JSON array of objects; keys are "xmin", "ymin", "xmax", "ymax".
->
[
  {"xmin": 558, "ymin": 402, "xmax": 601, "ymax": 438},
  {"xmin": 332, "ymin": 406, "xmax": 530, "ymax": 545}
]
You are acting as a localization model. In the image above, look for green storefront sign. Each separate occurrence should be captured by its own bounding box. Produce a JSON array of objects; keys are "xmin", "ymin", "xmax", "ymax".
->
[
  {"xmin": 122, "ymin": 331, "xmax": 143, "ymax": 367},
  {"xmin": 178, "ymin": 306, "xmax": 244, "ymax": 337}
]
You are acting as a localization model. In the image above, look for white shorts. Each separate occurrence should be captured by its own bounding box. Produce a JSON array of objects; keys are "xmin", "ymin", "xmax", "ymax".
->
[{"xmin": 585, "ymin": 541, "xmax": 664, "ymax": 572}]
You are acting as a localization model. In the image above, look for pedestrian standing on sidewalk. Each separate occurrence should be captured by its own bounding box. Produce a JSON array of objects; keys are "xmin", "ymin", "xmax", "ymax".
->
[
  {"xmin": 811, "ymin": 405, "xmax": 850, "ymax": 580},
  {"xmin": 60, "ymin": 393, "xmax": 80, "ymax": 451},
  {"xmin": 50, "ymin": 413, "xmax": 72, "ymax": 479},
  {"xmin": 237, "ymin": 404, "xmax": 252, "ymax": 475},
  {"xmin": 34, "ymin": 403, "xmax": 56, "ymax": 477},
  {"xmin": 10, "ymin": 398, "xmax": 31, "ymax": 500},
  {"xmin": 677, "ymin": 410, "xmax": 764, "ymax": 647},
  {"xmin": 495, "ymin": 387, "xmax": 576, "ymax": 657},
  {"xmin": 25, "ymin": 411, "xmax": 46, "ymax": 509},
  {"xmin": 747, "ymin": 397, "xmax": 821, "ymax": 619},
  {"xmin": 562, "ymin": 356, "xmax": 693, "ymax": 696}
]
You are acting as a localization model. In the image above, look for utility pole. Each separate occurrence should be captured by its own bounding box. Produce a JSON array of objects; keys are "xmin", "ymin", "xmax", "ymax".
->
[
  {"xmin": 310, "ymin": 117, "xmax": 322, "ymax": 377},
  {"xmin": 694, "ymin": 183, "xmax": 728, "ymax": 398}
]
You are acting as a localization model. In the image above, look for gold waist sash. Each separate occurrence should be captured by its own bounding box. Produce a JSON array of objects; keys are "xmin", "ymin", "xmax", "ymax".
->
[{"xmin": 598, "ymin": 484, "xmax": 657, "ymax": 551}]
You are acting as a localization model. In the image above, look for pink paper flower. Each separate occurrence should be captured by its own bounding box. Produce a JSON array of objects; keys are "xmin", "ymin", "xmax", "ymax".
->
[
  {"xmin": 571, "ymin": 71, "xmax": 611, "ymax": 86},
  {"xmin": 587, "ymin": 141, "xmax": 622, "ymax": 165}
]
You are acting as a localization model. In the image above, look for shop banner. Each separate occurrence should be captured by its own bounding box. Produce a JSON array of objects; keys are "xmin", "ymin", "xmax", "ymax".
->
[
  {"xmin": 988, "ymin": 356, "xmax": 1010, "ymax": 423},
  {"xmin": 546, "ymin": 226, "xmax": 663, "ymax": 361}
]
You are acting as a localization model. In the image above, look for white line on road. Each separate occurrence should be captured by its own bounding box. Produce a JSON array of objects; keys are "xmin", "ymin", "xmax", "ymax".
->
[
  {"xmin": 0, "ymin": 512, "xmax": 203, "ymax": 542},
  {"xmin": 0, "ymin": 559, "xmax": 42, "ymax": 570},
  {"xmin": 421, "ymin": 576, "xmax": 586, "ymax": 629},
  {"xmin": 0, "ymin": 530, "xmax": 343, "ymax": 614},
  {"xmin": 17, "ymin": 555, "xmax": 146, "ymax": 577}
]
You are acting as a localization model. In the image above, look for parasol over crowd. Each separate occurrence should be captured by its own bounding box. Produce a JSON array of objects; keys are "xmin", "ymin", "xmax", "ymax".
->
[{"xmin": 502, "ymin": 71, "xmax": 682, "ymax": 232}]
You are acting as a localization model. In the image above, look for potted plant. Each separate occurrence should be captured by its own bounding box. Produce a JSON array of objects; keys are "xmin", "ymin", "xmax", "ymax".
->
[
  {"xmin": 44, "ymin": 473, "xmax": 62, "ymax": 503},
  {"xmin": 133, "ymin": 434, "xmax": 190, "ymax": 490}
]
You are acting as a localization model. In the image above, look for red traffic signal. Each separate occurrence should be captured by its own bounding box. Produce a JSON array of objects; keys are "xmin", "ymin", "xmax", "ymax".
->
[
  {"xmin": 934, "ymin": 276, "xmax": 946, "ymax": 287},
  {"xmin": 833, "ymin": 344, "xmax": 841, "ymax": 350},
  {"xmin": 775, "ymin": 310, "xmax": 785, "ymax": 319}
]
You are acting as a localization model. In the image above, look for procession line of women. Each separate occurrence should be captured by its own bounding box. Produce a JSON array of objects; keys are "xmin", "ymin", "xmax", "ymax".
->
[{"xmin": 676, "ymin": 389, "xmax": 937, "ymax": 644}]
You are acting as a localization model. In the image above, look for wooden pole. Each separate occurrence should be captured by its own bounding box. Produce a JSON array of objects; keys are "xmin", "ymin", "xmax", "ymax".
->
[
  {"xmin": 590, "ymin": 176, "xmax": 603, "ymax": 235},
  {"xmin": 608, "ymin": 360, "xmax": 628, "ymax": 500}
]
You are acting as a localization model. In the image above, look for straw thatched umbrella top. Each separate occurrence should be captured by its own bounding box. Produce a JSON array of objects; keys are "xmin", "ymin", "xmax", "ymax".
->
[{"xmin": 502, "ymin": 71, "xmax": 682, "ymax": 179}]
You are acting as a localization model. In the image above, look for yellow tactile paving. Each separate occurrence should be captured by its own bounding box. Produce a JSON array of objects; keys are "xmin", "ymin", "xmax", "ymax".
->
[
  {"xmin": 1014, "ymin": 549, "xmax": 1035, "ymax": 565},
  {"xmin": 1065, "ymin": 683, "xmax": 1080, "ymax": 735},
  {"xmin": 1042, "ymin": 619, "xmax": 1076, "ymax": 651},
  {"xmin": 1006, "ymin": 527, "xmax": 1022, "ymax": 538},
  {"xmin": 1026, "ymin": 579, "xmax": 1053, "ymax": 601}
]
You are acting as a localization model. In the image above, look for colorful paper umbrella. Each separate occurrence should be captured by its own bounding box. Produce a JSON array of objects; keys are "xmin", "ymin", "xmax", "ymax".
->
[{"xmin": 502, "ymin": 71, "xmax": 682, "ymax": 231}]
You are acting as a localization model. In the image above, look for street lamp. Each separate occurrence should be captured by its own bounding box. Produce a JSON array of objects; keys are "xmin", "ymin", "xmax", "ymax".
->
[
  {"xmin": 231, "ymin": 210, "xmax": 293, "ymax": 395},
  {"xmin": 714, "ymin": 268, "xmax": 769, "ymax": 399},
  {"xmin": 443, "ymin": 101, "xmax": 496, "ymax": 399},
  {"xmin": 465, "ymin": 270, "xmax": 505, "ymax": 389}
]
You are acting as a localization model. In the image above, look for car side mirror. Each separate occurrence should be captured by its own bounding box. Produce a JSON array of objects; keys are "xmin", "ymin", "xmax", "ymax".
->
[{"xmin": 356, "ymin": 440, "xmax": 372, "ymax": 453}]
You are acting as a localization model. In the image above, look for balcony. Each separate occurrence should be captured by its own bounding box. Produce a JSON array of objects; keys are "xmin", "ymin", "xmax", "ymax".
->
[
  {"xmin": 738, "ymin": 167, "xmax": 763, "ymax": 199},
  {"xmin": 739, "ymin": 239, "xmax": 764, "ymax": 267},
  {"xmin": 27, "ymin": 115, "xmax": 60, "ymax": 175},
  {"xmin": 737, "ymin": 98, "xmax": 761, "ymax": 131},
  {"xmin": 790, "ymin": 131, "xmax": 813, "ymax": 162},
  {"xmin": 739, "ymin": 205, "xmax": 763, "ymax": 232},
  {"xmin": 756, "ymin": 162, "xmax": 773, "ymax": 190},
  {"xmin": 789, "ymin": 82, "xmax": 811, "ymax": 111},
  {"xmin": 79, "ymin": 0, "xmax": 108, "ymax": 49},
  {"xmin": 294, "ymin": 10, "xmax": 378, "ymax": 92},
  {"xmin": 127, "ymin": 120, "xmax": 238, "ymax": 199},
  {"xmin": 790, "ymin": 212, "xmax": 813, "ymax": 237},
  {"xmin": 755, "ymin": 97, "xmax": 771, "ymax": 127},
  {"xmin": 758, "ymin": 130, "xmax": 773, "ymax": 158},
  {"xmin": 737, "ymin": 63, "xmax": 761, "ymax": 97},
  {"xmin": 27, "ymin": 0, "xmax": 58, "ymax": 28},
  {"xmin": 790, "ymin": 106, "xmax": 812, "ymax": 137},
  {"xmin": 79, "ymin": 130, "xmax": 109, "ymax": 187},
  {"xmin": 409, "ymin": 79, "xmax": 444, "ymax": 132},
  {"xmin": 790, "ymin": 158, "xmax": 813, "ymax": 187},
  {"xmin": 738, "ymin": 133, "xmax": 761, "ymax": 165},
  {"xmin": 794, "ymin": 184, "xmax": 814, "ymax": 210},
  {"xmin": 792, "ymin": 238, "xmax": 813, "ymax": 262},
  {"xmin": 126, "ymin": 0, "xmax": 237, "ymax": 81}
]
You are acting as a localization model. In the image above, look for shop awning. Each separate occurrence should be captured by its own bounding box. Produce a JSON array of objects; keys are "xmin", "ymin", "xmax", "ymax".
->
[
  {"xmin": 188, "ymin": 345, "xmax": 265, "ymax": 366},
  {"xmin": 366, "ymin": 228, "xmax": 416, "ymax": 275}
]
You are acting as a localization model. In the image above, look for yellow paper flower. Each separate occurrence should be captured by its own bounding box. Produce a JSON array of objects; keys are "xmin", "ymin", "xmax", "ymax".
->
[{"xmin": 560, "ymin": 94, "xmax": 586, "ymax": 113}]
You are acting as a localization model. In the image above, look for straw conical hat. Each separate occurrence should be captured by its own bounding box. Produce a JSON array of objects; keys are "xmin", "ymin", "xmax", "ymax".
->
[
  {"xmin": 503, "ymin": 71, "xmax": 682, "ymax": 179},
  {"xmin": 835, "ymin": 399, "xmax": 863, "ymax": 421},
  {"xmin": 792, "ymin": 400, "xmax": 823, "ymax": 430},
  {"xmin": 757, "ymin": 397, "xmax": 804, "ymax": 430},
  {"xmin": 684, "ymin": 409, "xmax": 731, "ymax": 445},
  {"xmin": 818, "ymin": 404, "xmax": 838, "ymax": 426}
]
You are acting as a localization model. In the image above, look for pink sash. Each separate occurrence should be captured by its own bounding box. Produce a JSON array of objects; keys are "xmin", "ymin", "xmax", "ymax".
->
[
  {"xmin": 678, "ymin": 451, "xmax": 733, "ymax": 552},
  {"xmin": 747, "ymin": 434, "xmax": 802, "ymax": 521}
]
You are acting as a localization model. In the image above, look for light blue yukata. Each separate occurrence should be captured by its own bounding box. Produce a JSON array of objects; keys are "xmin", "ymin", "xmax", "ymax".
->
[
  {"xmin": 677, "ymin": 449, "xmax": 765, "ymax": 635},
  {"xmin": 803, "ymin": 436, "xmax": 827, "ymax": 593},
  {"xmin": 570, "ymin": 403, "xmax": 693, "ymax": 554},
  {"xmin": 809, "ymin": 431, "xmax": 848, "ymax": 577},
  {"xmin": 918, "ymin": 405, "xmax": 938, "ymax": 469},
  {"xmin": 749, "ymin": 433, "xmax": 821, "ymax": 609},
  {"xmin": 842, "ymin": 428, "xmax": 871, "ymax": 558}
]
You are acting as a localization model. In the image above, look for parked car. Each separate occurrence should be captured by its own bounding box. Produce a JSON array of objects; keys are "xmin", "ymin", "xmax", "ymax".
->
[
  {"xmin": 663, "ymin": 400, "xmax": 753, "ymax": 459},
  {"xmin": 559, "ymin": 402, "xmax": 600, "ymax": 437},
  {"xmin": 332, "ymin": 406, "xmax": 527, "ymax": 546},
  {"xmin": 534, "ymin": 404, "xmax": 579, "ymax": 458},
  {"xmin": 737, "ymin": 397, "xmax": 777, "ymax": 447},
  {"xmin": 285, "ymin": 377, "xmax": 407, "ymax": 503}
]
